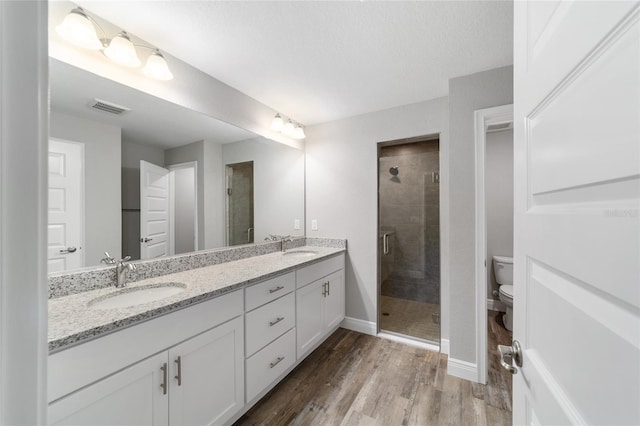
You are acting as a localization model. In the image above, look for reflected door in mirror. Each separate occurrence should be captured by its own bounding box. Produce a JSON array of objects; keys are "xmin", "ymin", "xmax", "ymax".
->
[
  {"xmin": 140, "ymin": 160, "xmax": 170, "ymax": 259},
  {"xmin": 226, "ymin": 162, "xmax": 254, "ymax": 246},
  {"xmin": 48, "ymin": 139, "xmax": 84, "ymax": 273}
]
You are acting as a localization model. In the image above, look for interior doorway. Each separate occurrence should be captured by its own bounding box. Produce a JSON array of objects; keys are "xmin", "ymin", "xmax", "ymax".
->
[
  {"xmin": 226, "ymin": 161, "xmax": 254, "ymax": 246},
  {"xmin": 378, "ymin": 136, "xmax": 440, "ymax": 344}
]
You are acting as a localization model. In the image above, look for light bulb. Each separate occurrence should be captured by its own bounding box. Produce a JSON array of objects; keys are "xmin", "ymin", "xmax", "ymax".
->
[
  {"xmin": 293, "ymin": 125, "xmax": 306, "ymax": 139},
  {"xmin": 283, "ymin": 120, "xmax": 295, "ymax": 136},
  {"xmin": 143, "ymin": 51, "xmax": 173, "ymax": 80},
  {"xmin": 103, "ymin": 32, "xmax": 141, "ymax": 67},
  {"xmin": 271, "ymin": 114, "xmax": 284, "ymax": 131},
  {"xmin": 56, "ymin": 8, "xmax": 102, "ymax": 50}
]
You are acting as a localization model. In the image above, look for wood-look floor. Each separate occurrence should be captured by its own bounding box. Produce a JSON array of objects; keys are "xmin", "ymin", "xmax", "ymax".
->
[{"xmin": 235, "ymin": 311, "xmax": 512, "ymax": 426}]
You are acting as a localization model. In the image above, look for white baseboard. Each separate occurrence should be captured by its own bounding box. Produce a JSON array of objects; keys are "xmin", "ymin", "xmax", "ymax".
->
[
  {"xmin": 440, "ymin": 338, "xmax": 450, "ymax": 355},
  {"xmin": 340, "ymin": 316, "xmax": 377, "ymax": 335},
  {"xmin": 377, "ymin": 332, "xmax": 440, "ymax": 353},
  {"xmin": 447, "ymin": 357, "xmax": 478, "ymax": 382},
  {"xmin": 487, "ymin": 298, "xmax": 506, "ymax": 312}
]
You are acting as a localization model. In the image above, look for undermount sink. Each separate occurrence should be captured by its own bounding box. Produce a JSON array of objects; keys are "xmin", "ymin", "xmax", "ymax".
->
[
  {"xmin": 282, "ymin": 250, "xmax": 319, "ymax": 257},
  {"xmin": 88, "ymin": 282, "xmax": 187, "ymax": 310}
]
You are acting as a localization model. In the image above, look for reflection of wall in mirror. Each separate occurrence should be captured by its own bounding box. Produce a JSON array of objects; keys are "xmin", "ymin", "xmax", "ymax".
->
[
  {"xmin": 223, "ymin": 138, "xmax": 305, "ymax": 242},
  {"xmin": 50, "ymin": 110, "xmax": 121, "ymax": 267}
]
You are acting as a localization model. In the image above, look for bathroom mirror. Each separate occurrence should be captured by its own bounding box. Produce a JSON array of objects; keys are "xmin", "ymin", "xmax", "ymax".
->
[{"xmin": 49, "ymin": 58, "xmax": 304, "ymax": 273}]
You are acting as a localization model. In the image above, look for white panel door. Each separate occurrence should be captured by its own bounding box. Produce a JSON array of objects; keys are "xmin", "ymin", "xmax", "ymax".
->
[
  {"xmin": 140, "ymin": 160, "xmax": 170, "ymax": 260},
  {"xmin": 168, "ymin": 316, "xmax": 244, "ymax": 426},
  {"xmin": 48, "ymin": 139, "xmax": 83, "ymax": 273},
  {"xmin": 513, "ymin": 2, "xmax": 640, "ymax": 425},
  {"xmin": 48, "ymin": 352, "xmax": 169, "ymax": 426},
  {"xmin": 296, "ymin": 279, "xmax": 324, "ymax": 359}
]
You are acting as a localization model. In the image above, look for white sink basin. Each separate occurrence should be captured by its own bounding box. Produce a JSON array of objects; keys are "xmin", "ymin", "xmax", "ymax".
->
[
  {"xmin": 88, "ymin": 283, "xmax": 186, "ymax": 310},
  {"xmin": 282, "ymin": 250, "xmax": 319, "ymax": 257}
]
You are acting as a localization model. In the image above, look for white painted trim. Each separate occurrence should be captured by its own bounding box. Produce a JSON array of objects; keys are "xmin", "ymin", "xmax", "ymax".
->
[
  {"xmin": 0, "ymin": 2, "xmax": 49, "ymax": 423},
  {"xmin": 487, "ymin": 298, "xmax": 506, "ymax": 312},
  {"xmin": 377, "ymin": 332, "xmax": 440, "ymax": 353},
  {"xmin": 340, "ymin": 317, "xmax": 377, "ymax": 335},
  {"xmin": 447, "ymin": 357, "xmax": 479, "ymax": 382},
  {"xmin": 440, "ymin": 338, "xmax": 450, "ymax": 355},
  {"xmin": 474, "ymin": 104, "xmax": 513, "ymax": 385}
]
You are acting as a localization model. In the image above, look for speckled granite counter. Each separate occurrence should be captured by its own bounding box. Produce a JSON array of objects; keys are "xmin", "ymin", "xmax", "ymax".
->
[{"xmin": 49, "ymin": 246, "xmax": 345, "ymax": 353}]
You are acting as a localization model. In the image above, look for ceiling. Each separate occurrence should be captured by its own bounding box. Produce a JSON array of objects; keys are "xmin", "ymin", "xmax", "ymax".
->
[{"xmin": 74, "ymin": 1, "xmax": 513, "ymax": 126}]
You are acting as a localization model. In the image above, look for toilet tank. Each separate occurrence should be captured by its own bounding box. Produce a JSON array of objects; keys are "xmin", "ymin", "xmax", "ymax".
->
[{"xmin": 493, "ymin": 256, "xmax": 513, "ymax": 286}]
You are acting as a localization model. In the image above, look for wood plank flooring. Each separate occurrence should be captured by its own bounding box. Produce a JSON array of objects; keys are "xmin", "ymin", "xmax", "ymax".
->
[{"xmin": 235, "ymin": 311, "xmax": 512, "ymax": 426}]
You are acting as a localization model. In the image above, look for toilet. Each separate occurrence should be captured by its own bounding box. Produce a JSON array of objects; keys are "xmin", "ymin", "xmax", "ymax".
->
[{"xmin": 493, "ymin": 255, "xmax": 514, "ymax": 331}]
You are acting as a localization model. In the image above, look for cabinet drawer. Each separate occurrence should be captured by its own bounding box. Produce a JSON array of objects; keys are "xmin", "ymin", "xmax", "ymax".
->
[
  {"xmin": 245, "ymin": 292, "xmax": 295, "ymax": 356},
  {"xmin": 296, "ymin": 254, "xmax": 344, "ymax": 289},
  {"xmin": 246, "ymin": 328, "xmax": 295, "ymax": 403},
  {"xmin": 245, "ymin": 272, "xmax": 295, "ymax": 311}
]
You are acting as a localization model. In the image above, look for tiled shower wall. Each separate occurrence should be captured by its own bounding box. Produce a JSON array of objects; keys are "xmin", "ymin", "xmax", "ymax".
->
[{"xmin": 379, "ymin": 142, "xmax": 440, "ymax": 304}]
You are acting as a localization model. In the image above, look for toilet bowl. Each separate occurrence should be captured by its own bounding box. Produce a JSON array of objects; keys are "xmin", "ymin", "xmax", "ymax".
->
[{"xmin": 493, "ymin": 255, "xmax": 514, "ymax": 331}]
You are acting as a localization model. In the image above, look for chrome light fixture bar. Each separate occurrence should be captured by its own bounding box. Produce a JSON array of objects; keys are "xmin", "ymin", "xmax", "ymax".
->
[
  {"xmin": 56, "ymin": 7, "xmax": 173, "ymax": 81},
  {"xmin": 271, "ymin": 113, "xmax": 305, "ymax": 139}
]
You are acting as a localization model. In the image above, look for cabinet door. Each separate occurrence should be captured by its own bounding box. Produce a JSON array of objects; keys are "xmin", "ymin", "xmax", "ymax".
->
[
  {"xmin": 168, "ymin": 316, "xmax": 244, "ymax": 426},
  {"xmin": 323, "ymin": 270, "xmax": 345, "ymax": 331},
  {"xmin": 296, "ymin": 279, "xmax": 324, "ymax": 359},
  {"xmin": 48, "ymin": 352, "xmax": 168, "ymax": 426}
]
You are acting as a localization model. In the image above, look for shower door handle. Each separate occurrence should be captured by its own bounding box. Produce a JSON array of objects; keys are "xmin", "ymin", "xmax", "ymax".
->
[
  {"xmin": 247, "ymin": 227, "xmax": 254, "ymax": 242},
  {"xmin": 383, "ymin": 233, "xmax": 390, "ymax": 255}
]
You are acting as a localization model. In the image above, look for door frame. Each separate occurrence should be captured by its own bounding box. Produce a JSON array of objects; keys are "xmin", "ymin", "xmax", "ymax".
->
[
  {"xmin": 474, "ymin": 104, "xmax": 513, "ymax": 384},
  {"xmin": 167, "ymin": 161, "xmax": 198, "ymax": 256}
]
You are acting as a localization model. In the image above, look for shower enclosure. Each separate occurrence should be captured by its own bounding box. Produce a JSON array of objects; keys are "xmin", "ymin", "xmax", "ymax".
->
[{"xmin": 378, "ymin": 137, "xmax": 440, "ymax": 343}]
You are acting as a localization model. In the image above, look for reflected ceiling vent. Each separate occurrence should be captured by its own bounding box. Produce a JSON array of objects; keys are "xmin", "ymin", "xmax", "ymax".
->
[
  {"xmin": 89, "ymin": 98, "xmax": 131, "ymax": 115},
  {"xmin": 486, "ymin": 121, "xmax": 513, "ymax": 133}
]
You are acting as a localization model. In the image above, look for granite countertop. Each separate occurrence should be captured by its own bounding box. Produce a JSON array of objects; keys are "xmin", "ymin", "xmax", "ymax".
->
[{"xmin": 49, "ymin": 246, "xmax": 345, "ymax": 353}]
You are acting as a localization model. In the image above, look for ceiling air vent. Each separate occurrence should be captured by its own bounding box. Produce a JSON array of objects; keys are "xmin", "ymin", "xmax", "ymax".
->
[{"xmin": 90, "ymin": 98, "xmax": 131, "ymax": 115}]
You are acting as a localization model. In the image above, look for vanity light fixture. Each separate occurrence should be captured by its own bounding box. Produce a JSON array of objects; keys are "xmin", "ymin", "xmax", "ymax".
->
[
  {"xmin": 57, "ymin": 7, "xmax": 173, "ymax": 81},
  {"xmin": 270, "ymin": 113, "xmax": 306, "ymax": 139}
]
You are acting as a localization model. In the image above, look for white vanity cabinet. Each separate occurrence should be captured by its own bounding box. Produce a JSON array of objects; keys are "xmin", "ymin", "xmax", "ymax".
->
[
  {"xmin": 48, "ymin": 290, "xmax": 244, "ymax": 426},
  {"xmin": 296, "ymin": 255, "xmax": 345, "ymax": 359}
]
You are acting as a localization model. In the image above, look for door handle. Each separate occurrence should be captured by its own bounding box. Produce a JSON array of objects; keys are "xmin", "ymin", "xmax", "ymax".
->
[
  {"xmin": 269, "ymin": 316, "xmax": 285, "ymax": 326},
  {"xmin": 160, "ymin": 363, "xmax": 168, "ymax": 395},
  {"xmin": 498, "ymin": 340, "xmax": 523, "ymax": 375},
  {"xmin": 140, "ymin": 237, "xmax": 153, "ymax": 243},
  {"xmin": 59, "ymin": 246, "xmax": 77, "ymax": 254},
  {"xmin": 174, "ymin": 356, "xmax": 182, "ymax": 386},
  {"xmin": 383, "ymin": 233, "xmax": 389, "ymax": 255}
]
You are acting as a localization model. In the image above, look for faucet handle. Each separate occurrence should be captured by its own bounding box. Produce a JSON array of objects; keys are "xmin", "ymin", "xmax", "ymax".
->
[
  {"xmin": 121, "ymin": 256, "xmax": 132, "ymax": 262},
  {"xmin": 101, "ymin": 252, "xmax": 116, "ymax": 265}
]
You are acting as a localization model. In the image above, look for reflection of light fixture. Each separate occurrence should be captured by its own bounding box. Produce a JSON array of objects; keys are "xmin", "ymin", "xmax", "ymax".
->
[
  {"xmin": 271, "ymin": 113, "xmax": 284, "ymax": 131},
  {"xmin": 56, "ymin": 7, "xmax": 102, "ymax": 50},
  {"xmin": 271, "ymin": 113, "xmax": 305, "ymax": 139},
  {"xmin": 103, "ymin": 31, "xmax": 140, "ymax": 67},
  {"xmin": 57, "ymin": 7, "xmax": 173, "ymax": 80},
  {"xmin": 143, "ymin": 50, "xmax": 173, "ymax": 80}
]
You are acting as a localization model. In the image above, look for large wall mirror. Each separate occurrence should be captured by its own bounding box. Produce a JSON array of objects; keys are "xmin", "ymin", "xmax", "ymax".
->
[{"xmin": 49, "ymin": 59, "xmax": 304, "ymax": 273}]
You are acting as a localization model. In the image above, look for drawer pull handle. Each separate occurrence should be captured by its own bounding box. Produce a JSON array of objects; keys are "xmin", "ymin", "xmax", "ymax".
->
[
  {"xmin": 269, "ymin": 286, "xmax": 285, "ymax": 294},
  {"xmin": 174, "ymin": 356, "xmax": 182, "ymax": 386},
  {"xmin": 270, "ymin": 356, "xmax": 285, "ymax": 368},
  {"xmin": 160, "ymin": 363, "xmax": 168, "ymax": 395},
  {"xmin": 269, "ymin": 316, "xmax": 285, "ymax": 326}
]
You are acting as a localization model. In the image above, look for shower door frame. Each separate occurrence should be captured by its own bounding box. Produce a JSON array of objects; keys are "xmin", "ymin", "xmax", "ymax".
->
[{"xmin": 376, "ymin": 133, "xmax": 443, "ymax": 347}]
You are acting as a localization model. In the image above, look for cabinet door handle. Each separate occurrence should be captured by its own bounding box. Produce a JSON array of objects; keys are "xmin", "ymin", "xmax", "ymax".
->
[
  {"xmin": 174, "ymin": 356, "xmax": 182, "ymax": 386},
  {"xmin": 269, "ymin": 285, "xmax": 284, "ymax": 294},
  {"xmin": 321, "ymin": 282, "xmax": 326, "ymax": 297},
  {"xmin": 160, "ymin": 363, "xmax": 168, "ymax": 395},
  {"xmin": 269, "ymin": 316, "xmax": 285, "ymax": 326},
  {"xmin": 327, "ymin": 281, "xmax": 330, "ymax": 296},
  {"xmin": 270, "ymin": 356, "xmax": 285, "ymax": 368}
]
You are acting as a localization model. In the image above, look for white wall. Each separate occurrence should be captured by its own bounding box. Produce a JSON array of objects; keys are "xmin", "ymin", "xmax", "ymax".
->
[
  {"xmin": 173, "ymin": 167, "xmax": 196, "ymax": 254},
  {"xmin": 121, "ymin": 140, "xmax": 164, "ymax": 170},
  {"xmin": 203, "ymin": 141, "xmax": 226, "ymax": 249},
  {"xmin": 223, "ymin": 137, "xmax": 305, "ymax": 242},
  {"xmin": 486, "ymin": 129, "xmax": 514, "ymax": 300},
  {"xmin": 305, "ymin": 98, "xmax": 449, "ymax": 339},
  {"xmin": 50, "ymin": 110, "xmax": 122, "ymax": 266},
  {"xmin": 0, "ymin": 1, "xmax": 48, "ymax": 422},
  {"xmin": 448, "ymin": 66, "xmax": 513, "ymax": 363}
]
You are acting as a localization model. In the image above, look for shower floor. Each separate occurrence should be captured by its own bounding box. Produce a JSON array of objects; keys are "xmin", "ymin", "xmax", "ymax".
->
[{"xmin": 380, "ymin": 295, "xmax": 440, "ymax": 342}]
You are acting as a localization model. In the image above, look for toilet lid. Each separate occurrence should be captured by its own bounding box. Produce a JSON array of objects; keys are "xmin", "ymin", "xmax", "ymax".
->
[{"xmin": 499, "ymin": 285, "xmax": 514, "ymax": 299}]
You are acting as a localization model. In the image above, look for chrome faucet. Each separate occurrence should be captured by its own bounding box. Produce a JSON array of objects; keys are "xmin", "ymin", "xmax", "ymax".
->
[
  {"xmin": 280, "ymin": 236, "xmax": 293, "ymax": 252},
  {"xmin": 100, "ymin": 252, "xmax": 116, "ymax": 265},
  {"xmin": 116, "ymin": 256, "xmax": 136, "ymax": 288}
]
